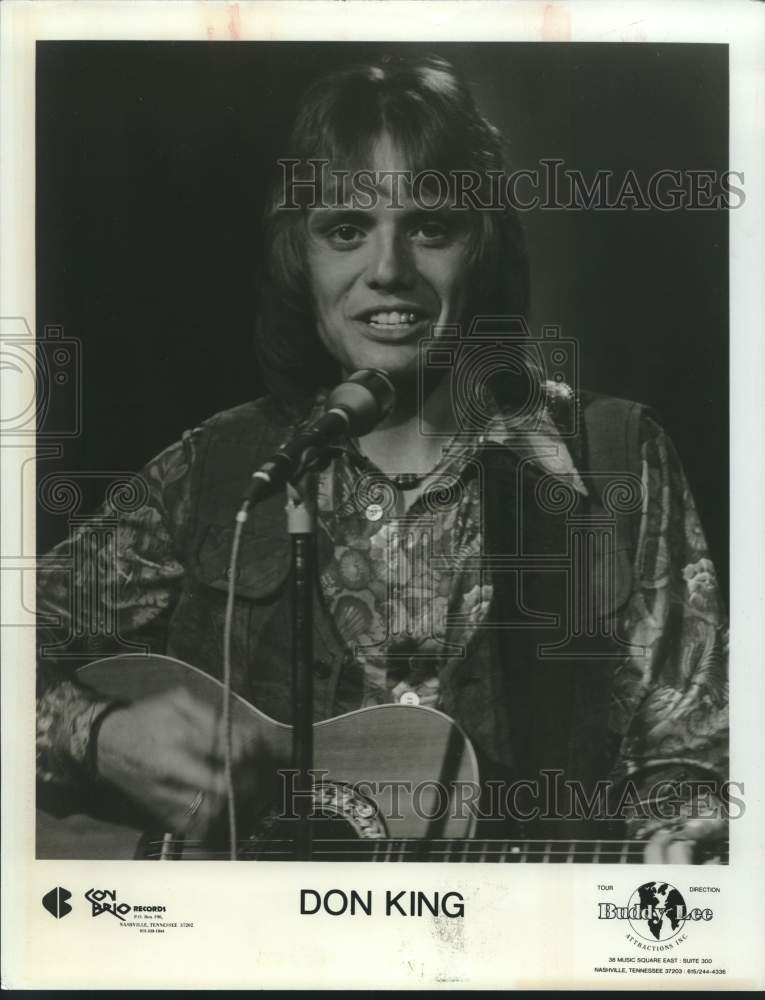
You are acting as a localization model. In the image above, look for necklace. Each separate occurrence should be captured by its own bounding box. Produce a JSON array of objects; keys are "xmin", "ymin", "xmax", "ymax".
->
[{"xmin": 385, "ymin": 471, "xmax": 431, "ymax": 491}]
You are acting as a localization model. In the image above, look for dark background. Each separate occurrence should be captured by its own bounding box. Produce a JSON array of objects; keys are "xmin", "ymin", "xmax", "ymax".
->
[{"xmin": 36, "ymin": 42, "xmax": 729, "ymax": 599}]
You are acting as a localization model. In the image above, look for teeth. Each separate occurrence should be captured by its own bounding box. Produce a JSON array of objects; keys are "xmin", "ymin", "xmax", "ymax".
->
[{"xmin": 367, "ymin": 311, "xmax": 418, "ymax": 326}]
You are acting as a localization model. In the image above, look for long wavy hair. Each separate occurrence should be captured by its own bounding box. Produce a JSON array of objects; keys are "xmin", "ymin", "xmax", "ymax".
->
[{"xmin": 255, "ymin": 53, "xmax": 531, "ymax": 413}]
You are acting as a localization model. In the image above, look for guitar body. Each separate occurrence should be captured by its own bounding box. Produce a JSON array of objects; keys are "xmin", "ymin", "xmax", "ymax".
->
[
  {"xmin": 36, "ymin": 655, "xmax": 728, "ymax": 863},
  {"xmin": 37, "ymin": 654, "xmax": 480, "ymax": 860}
]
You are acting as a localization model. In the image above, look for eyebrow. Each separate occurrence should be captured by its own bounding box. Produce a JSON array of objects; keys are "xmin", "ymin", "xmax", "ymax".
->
[
  {"xmin": 307, "ymin": 208, "xmax": 372, "ymax": 227},
  {"xmin": 306, "ymin": 206, "xmax": 463, "ymax": 227}
]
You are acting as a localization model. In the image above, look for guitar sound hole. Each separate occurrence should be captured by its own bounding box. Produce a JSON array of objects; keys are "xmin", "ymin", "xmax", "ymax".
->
[
  {"xmin": 242, "ymin": 781, "xmax": 389, "ymax": 860},
  {"xmin": 243, "ymin": 814, "xmax": 369, "ymax": 861}
]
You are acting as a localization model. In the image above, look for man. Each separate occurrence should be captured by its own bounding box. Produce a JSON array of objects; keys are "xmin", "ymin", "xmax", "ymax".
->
[{"xmin": 37, "ymin": 54, "xmax": 728, "ymax": 861}]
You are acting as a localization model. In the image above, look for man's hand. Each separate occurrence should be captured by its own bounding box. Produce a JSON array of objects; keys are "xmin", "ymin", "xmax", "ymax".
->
[
  {"xmin": 643, "ymin": 817, "xmax": 728, "ymax": 864},
  {"xmin": 94, "ymin": 687, "xmax": 270, "ymax": 840}
]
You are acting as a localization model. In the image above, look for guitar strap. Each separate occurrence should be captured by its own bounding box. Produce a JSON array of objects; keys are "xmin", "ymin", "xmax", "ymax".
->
[
  {"xmin": 480, "ymin": 390, "xmax": 647, "ymax": 835},
  {"xmin": 580, "ymin": 392, "xmax": 647, "ymax": 554},
  {"xmin": 572, "ymin": 392, "xmax": 648, "ymax": 822}
]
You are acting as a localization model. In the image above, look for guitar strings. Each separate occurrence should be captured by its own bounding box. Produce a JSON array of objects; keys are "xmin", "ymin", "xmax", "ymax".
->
[
  {"xmin": 140, "ymin": 837, "xmax": 726, "ymax": 861},
  {"xmin": 141, "ymin": 850, "xmax": 656, "ymax": 861},
  {"xmin": 142, "ymin": 851, "xmax": 726, "ymax": 863},
  {"xmin": 144, "ymin": 837, "xmax": 666, "ymax": 848}
]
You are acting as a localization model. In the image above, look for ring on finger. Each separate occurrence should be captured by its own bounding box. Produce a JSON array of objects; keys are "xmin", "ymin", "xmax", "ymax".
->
[{"xmin": 184, "ymin": 790, "xmax": 205, "ymax": 818}]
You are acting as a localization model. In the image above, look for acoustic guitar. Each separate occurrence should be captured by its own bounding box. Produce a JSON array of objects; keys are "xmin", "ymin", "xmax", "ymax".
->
[{"xmin": 36, "ymin": 655, "xmax": 726, "ymax": 864}]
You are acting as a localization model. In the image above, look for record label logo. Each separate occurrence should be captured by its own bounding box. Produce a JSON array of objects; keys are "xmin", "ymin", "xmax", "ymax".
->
[{"xmin": 42, "ymin": 886, "xmax": 72, "ymax": 919}]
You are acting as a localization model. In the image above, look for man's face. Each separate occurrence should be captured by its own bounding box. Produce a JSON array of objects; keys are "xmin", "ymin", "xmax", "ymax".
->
[{"xmin": 305, "ymin": 137, "xmax": 473, "ymax": 384}]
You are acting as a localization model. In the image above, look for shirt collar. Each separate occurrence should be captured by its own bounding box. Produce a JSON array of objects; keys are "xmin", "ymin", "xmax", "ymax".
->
[
  {"xmin": 301, "ymin": 381, "xmax": 588, "ymax": 497},
  {"xmin": 479, "ymin": 383, "xmax": 588, "ymax": 496}
]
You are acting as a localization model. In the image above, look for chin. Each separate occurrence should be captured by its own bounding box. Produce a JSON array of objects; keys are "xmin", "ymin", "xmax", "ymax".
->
[
  {"xmin": 366, "ymin": 364, "xmax": 419, "ymax": 392},
  {"xmin": 346, "ymin": 348, "xmax": 420, "ymax": 382}
]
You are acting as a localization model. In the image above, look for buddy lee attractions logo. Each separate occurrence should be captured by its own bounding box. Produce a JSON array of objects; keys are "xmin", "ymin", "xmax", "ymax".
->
[{"xmin": 599, "ymin": 882, "xmax": 714, "ymax": 949}]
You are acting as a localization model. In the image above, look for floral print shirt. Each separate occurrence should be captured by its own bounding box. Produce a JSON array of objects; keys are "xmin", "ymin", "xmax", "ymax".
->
[
  {"xmin": 319, "ymin": 429, "xmax": 496, "ymax": 711},
  {"xmin": 37, "ymin": 388, "xmax": 729, "ymax": 831}
]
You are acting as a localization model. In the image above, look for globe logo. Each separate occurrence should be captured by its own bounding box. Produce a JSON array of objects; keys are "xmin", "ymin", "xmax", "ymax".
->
[{"xmin": 628, "ymin": 882, "xmax": 688, "ymax": 942}]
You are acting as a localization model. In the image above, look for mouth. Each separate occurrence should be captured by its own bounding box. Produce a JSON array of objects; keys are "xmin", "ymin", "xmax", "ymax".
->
[{"xmin": 352, "ymin": 307, "xmax": 432, "ymax": 340}]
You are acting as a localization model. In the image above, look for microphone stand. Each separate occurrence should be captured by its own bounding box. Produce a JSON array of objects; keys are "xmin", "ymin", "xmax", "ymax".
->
[
  {"xmin": 230, "ymin": 456, "xmax": 328, "ymax": 863},
  {"xmin": 231, "ymin": 370, "xmax": 395, "ymax": 861},
  {"xmin": 285, "ymin": 477, "xmax": 317, "ymax": 862}
]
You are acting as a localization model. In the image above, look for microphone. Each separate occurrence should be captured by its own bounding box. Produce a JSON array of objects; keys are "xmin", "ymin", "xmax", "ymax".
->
[{"xmin": 242, "ymin": 369, "xmax": 396, "ymax": 505}]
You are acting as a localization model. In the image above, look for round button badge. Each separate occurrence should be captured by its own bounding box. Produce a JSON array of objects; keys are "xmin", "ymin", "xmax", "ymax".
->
[{"xmin": 399, "ymin": 690, "xmax": 420, "ymax": 706}]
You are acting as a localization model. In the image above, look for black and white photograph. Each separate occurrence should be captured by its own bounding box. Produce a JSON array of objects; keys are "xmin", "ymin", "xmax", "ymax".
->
[
  {"xmin": 33, "ymin": 37, "xmax": 730, "ymax": 865},
  {"xmin": 2, "ymin": 0, "xmax": 764, "ymax": 991}
]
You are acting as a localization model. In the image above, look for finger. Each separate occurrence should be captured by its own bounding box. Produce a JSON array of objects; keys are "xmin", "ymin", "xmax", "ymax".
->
[
  {"xmin": 666, "ymin": 839, "xmax": 694, "ymax": 864},
  {"xmin": 163, "ymin": 688, "xmax": 226, "ymax": 736},
  {"xmin": 138, "ymin": 785, "xmax": 218, "ymax": 839},
  {"xmin": 137, "ymin": 701, "xmax": 220, "ymax": 762},
  {"xmin": 157, "ymin": 686, "xmax": 213, "ymax": 723},
  {"xmin": 150, "ymin": 748, "xmax": 227, "ymax": 797},
  {"xmin": 171, "ymin": 784, "xmax": 228, "ymax": 837},
  {"xmin": 644, "ymin": 829, "xmax": 675, "ymax": 864},
  {"xmin": 682, "ymin": 817, "xmax": 727, "ymax": 842},
  {"xmin": 159, "ymin": 711, "xmax": 244, "ymax": 766},
  {"xmin": 199, "ymin": 760, "xmax": 261, "ymax": 808},
  {"xmin": 200, "ymin": 728, "xmax": 263, "ymax": 768}
]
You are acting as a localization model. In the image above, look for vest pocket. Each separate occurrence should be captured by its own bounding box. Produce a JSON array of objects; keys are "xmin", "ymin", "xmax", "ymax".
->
[
  {"xmin": 165, "ymin": 581, "xmax": 255, "ymax": 696},
  {"xmin": 194, "ymin": 523, "xmax": 291, "ymax": 600}
]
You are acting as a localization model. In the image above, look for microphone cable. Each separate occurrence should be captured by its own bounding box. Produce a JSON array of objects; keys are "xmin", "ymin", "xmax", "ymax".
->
[{"xmin": 221, "ymin": 500, "xmax": 250, "ymax": 861}]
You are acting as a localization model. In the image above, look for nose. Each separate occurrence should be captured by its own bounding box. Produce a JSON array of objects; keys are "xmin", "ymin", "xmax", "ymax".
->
[{"xmin": 364, "ymin": 230, "xmax": 416, "ymax": 291}]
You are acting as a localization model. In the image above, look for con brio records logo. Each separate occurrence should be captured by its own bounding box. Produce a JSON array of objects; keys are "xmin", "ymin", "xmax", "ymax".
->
[
  {"xmin": 42, "ymin": 886, "xmax": 72, "ymax": 919},
  {"xmin": 598, "ymin": 880, "xmax": 715, "ymax": 951},
  {"xmin": 83, "ymin": 888, "xmax": 194, "ymax": 933}
]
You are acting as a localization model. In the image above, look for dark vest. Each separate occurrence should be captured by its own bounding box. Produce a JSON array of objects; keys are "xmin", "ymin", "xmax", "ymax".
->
[{"xmin": 165, "ymin": 392, "xmax": 643, "ymax": 829}]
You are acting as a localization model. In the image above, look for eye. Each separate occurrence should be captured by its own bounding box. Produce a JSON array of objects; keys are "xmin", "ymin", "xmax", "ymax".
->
[
  {"xmin": 327, "ymin": 224, "xmax": 366, "ymax": 248},
  {"xmin": 411, "ymin": 220, "xmax": 451, "ymax": 245}
]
